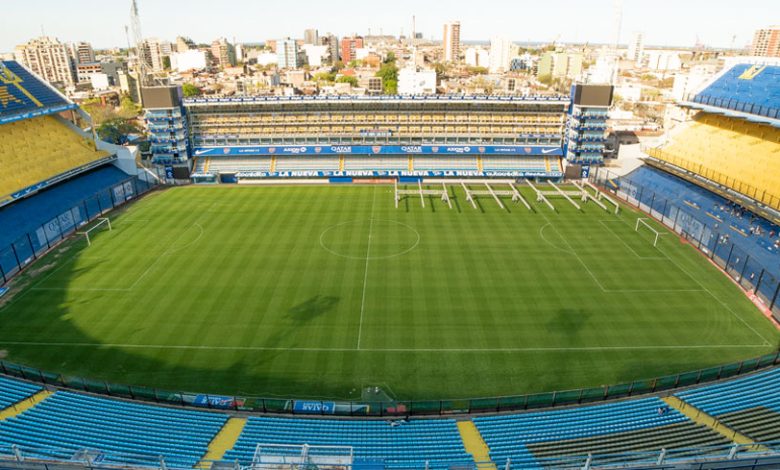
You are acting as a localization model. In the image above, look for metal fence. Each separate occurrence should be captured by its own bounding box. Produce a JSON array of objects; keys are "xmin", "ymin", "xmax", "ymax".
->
[
  {"xmin": 590, "ymin": 166, "xmax": 780, "ymax": 321},
  {"xmin": 3, "ymin": 440, "xmax": 780, "ymax": 470},
  {"xmin": 1, "ymin": 352, "xmax": 778, "ymax": 417},
  {"xmin": 0, "ymin": 175, "xmax": 159, "ymax": 285}
]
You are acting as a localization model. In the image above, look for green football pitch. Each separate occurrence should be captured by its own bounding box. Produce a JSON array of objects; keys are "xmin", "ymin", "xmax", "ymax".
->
[{"xmin": 0, "ymin": 184, "xmax": 778, "ymax": 401}]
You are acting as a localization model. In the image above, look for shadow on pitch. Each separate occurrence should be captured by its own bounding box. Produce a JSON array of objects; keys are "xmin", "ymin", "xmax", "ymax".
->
[{"xmin": 288, "ymin": 295, "xmax": 340, "ymax": 322}]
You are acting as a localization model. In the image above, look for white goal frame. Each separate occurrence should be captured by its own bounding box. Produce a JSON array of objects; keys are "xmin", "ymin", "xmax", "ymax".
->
[
  {"xmin": 78, "ymin": 217, "xmax": 112, "ymax": 246},
  {"xmin": 635, "ymin": 218, "xmax": 661, "ymax": 247}
]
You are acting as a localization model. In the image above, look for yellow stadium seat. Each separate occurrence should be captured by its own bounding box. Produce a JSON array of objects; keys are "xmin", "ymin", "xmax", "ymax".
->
[
  {"xmin": 0, "ymin": 116, "xmax": 110, "ymax": 198},
  {"xmin": 651, "ymin": 113, "xmax": 780, "ymax": 210}
]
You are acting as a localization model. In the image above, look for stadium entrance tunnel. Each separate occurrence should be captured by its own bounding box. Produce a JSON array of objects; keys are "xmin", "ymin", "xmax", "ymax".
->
[{"xmin": 319, "ymin": 219, "xmax": 420, "ymax": 260}]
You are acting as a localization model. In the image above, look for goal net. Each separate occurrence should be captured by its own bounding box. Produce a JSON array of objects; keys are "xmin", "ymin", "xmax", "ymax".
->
[
  {"xmin": 78, "ymin": 217, "xmax": 112, "ymax": 246},
  {"xmin": 635, "ymin": 218, "xmax": 661, "ymax": 247}
]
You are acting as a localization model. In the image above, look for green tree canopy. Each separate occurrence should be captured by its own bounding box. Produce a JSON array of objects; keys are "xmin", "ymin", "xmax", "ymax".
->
[
  {"xmin": 182, "ymin": 83, "xmax": 202, "ymax": 97},
  {"xmin": 97, "ymin": 118, "xmax": 140, "ymax": 145},
  {"xmin": 375, "ymin": 58, "xmax": 399, "ymax": 95},
  {"xmin": 336, "ymin": 75, "xmax": 358, "ymax": 87}
]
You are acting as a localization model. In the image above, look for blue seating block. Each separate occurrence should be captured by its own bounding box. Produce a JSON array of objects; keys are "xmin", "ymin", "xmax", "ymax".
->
[
  {"xmin": 0, "ymin": 391, "xmax": 227, "ymax": 468},
  {"xmin": 676, "ymin": 367, "xmax": 780, "ymax": 416},
  {"xmin": 224, "ymin": 416, "xmax": 472, "ymax": 469},
  {"xmin": 0, "ymin": 376, "xmax": 42, "ymax": 409}
]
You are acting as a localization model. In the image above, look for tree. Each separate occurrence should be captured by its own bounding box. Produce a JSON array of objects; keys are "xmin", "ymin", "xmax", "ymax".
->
[
  {"xmin": 162, "ymin": 56, "xmax": 171, "ymax": 70},
  {"xmin": 466, "ymin": 66, "xmax": 489, "ymax": 75},
  {"xmin": 336, "ymin": 75, "xmax": 358, "ymax": 87},
  {"xmin": 375, "ymin": 55, "xmax": 399, "ymax": 95},
  {"xmin": 96, "ymin": 118, "xmax": 140, "ymax": 145},
  {"xmin": 182, "ymin": 83, "xmax": 202, "ymax": 97},
  {"xmin": 119, "ymin": 95, "xmax": 140, "ymax": 119},
  {"xmin": 313, "ymin": 71, "xmax": 336, "ymax": 83}
]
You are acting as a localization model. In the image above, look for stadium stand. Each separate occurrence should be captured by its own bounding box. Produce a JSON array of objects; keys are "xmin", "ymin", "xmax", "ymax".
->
[
  {"xmin": 198, "ymin": 157, "xmax": 273, "ymax": 174},
  {"xmin": 0, "ymin": 61, "xmax": 71, "ymax": 121},
  {"xmin": 622, "ymin": 166, "xmax": 780, "ymax": 280},
  {"xmin": 0, "ymin": 115, "xmax": 112, "ymax": 200},
  {"xmin": 0, "ymin": 166, "xmax": 137, "ymax": 276},
  {"xmin": 3, "ymin": 368, "xmax": 780, "ymax": 468},
  {"xmin": 690, "ymin": 64, "xmax": 780, "ymax": 120},
  {"xmin": 647, "ymin": 113, "xmax": 780, "ymax": 211},
  {"xmin": 275, "ymin": 157, "xmax": 341, "ymax": 172},
  {"xmin": 676, "ymin": 368, "xmax": 780, "ymax": 443},
  {"xmin": 481, "ymin": 156, "xmax": 548, "ymax": 171},
  {"xmin": 0, "ymin": 391, "xmax": 227, "ymax": 468},
  {"xmin": 344, "ymin": 157, "xmax": 408, "ymax": 171},
  {"xmin": 473, "ymin": 397, "xmax": 731, "ymax": 468},
  {"xmin": 413, "ymin": 157, "xmax": 477, "ymax": 171},
  {"xmin": 222, "ymin": 416, "xmax": 473, "ymax": 469},
  {"xmin": 0, "ymin": 377, "xmax": 42, "ymax": 410}
]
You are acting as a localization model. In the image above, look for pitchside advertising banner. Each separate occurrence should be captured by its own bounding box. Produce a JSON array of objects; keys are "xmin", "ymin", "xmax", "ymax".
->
[
  {"xmin": 193, "ymin": 144, "xmax": 563, "ymax": 157},
  {"xmin": 226, "ymin": 170, "xmax": 563, "ymax": 178}
]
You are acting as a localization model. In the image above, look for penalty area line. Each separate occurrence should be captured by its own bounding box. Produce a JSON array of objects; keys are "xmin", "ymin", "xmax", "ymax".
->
[{"xmin": 0, "ymin": 341, "xmax": 768, "ymax": 353}]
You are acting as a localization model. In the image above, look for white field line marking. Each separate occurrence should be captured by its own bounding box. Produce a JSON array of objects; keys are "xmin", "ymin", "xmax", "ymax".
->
[
  {"xmin": 538, "ymin": 222, "xmax": 703, "ymax": 294},
  {"xmin": 0, "ymin": 341, "xmax": 767, "ymax": 352},
  {"xmin": 28, "ymin": 222, "xmax": 205, "ymax": 292},
  {"xmin": 357, "ymin": 186, "xmax": 376, "ymax": 350},
  {"xmin": 537, "ymin": 220, "xmax": 608, "ymax": 293},
  {"xmin": 598, "ymin": 220, "xmax": 666, "ymax": 260},
  {"xmin": 614, "ymin": 216, "xmax": 773, "ymax": 346}
]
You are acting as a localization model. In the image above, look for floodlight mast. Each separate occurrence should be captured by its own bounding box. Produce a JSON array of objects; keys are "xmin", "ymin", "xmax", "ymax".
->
[{"xmin": 130, "ymin": 0, "xmax": 152, "ymax": 87}]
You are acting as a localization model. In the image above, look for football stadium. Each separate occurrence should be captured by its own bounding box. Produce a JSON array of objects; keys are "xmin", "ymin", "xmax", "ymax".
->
[{"xmin": 1, "ymin": 54, "xmax": 780, "ymax": 470}]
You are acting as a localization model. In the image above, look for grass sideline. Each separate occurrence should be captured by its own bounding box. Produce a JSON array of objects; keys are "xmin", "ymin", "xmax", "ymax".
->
[{"xmin": 0, "ymin": 184, "xmax": 777, "ymax": 401}]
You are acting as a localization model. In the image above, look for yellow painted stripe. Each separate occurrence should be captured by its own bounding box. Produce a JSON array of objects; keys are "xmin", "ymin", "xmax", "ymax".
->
[
  {"xmin": 477, "ymin": 156, "xmax": 483, "ymax": 172},
  {"xmin": 662, "ymin": 396, "xmax": 766, "ymax": 450},
  {"xmin": 196, "ymin": 417, "xmax": 247, "ymax": 467},
  {"xmin": 339, "ymin": 155, "xmax": 345, "ymax": 172},
  {"xmin": 0, "ymin": 69, "xmax": 44, "ymax": 107},
  {"xmin": 408, "ymin": 156, "xmax": 414, "ymax": 172},
  {"xmin": 0, "ymin": 390, "xmax": 54, "ymax": 421},
  {"xmin": 544, "ymin": 156, "xmax": 551, "ymax": 172},
  {"xmin": 457, "ymin": 421, "xmax": 496, "ymax": 470},
  {"xmin": 270, "ymin": 156, "xmax": 277, "ymax": 172}
]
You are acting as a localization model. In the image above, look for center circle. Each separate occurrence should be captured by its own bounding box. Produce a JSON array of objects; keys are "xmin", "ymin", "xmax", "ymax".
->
[{"xmin": 319, "ymin": 219, "xmax": 420, "ymax": 260}]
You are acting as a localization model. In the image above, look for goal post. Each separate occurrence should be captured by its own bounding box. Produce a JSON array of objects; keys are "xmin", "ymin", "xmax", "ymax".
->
[
  {"xmin": 78, "ymin": 217, "xmax": 112, "ymax": 246},
  {"xmin": 635, "ymin": 218, "xmax": 661, "ymax": 247}
]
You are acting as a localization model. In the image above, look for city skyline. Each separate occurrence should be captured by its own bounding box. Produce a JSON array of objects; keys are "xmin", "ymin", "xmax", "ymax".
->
[{"xmin": 2, "ymin": 0, "xmax": 776, "ymax": 52}]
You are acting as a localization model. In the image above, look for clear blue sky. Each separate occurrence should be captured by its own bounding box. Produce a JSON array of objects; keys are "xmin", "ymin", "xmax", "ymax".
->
[{"xmin": 1, "ymin": 0, "xmax": 773, "ymax": 52}]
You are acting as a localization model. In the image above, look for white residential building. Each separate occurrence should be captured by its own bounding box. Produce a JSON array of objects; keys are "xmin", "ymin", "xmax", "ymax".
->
[
  {"xmin": 489, "ymin": 37, "xmax": 512, "ymax": 73},
  {"xmin": 398, "ymin": 68, "xmax": 437, "ymax": 95},
  {"xmin": 170, "ymin": 50, "xmax": 207, "ymax": 72}
]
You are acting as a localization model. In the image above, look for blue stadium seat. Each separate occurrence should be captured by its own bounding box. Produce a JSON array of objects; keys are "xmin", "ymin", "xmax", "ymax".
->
[
  {"xmin": 693, "ymin": 64, "xmax": 780, "ymax": 120},
  {"xmin": 622, "ymin": 166, "xmax": 780, "ymax": 293},
  {"xmin": 676, "ymin": 368, "xmax": 780, "ymax": 416},
  {"xmin": 473, "ymin": 398, "xmax": 686, "ymax": 468},
  {"xmin": 0, "ymin": 166, "xmax": 136, "ymax": 276},
  {"xmin": 0, "ymin": 391, "xmax": 227, "ymax": 468},
  {"xmin": 0, "ymin": 376, "xmax": 42, "ymax": 410},
  {"xmin": 223, "ymin": 416, "xmax": 473, "ymax": 469},
  {"xmin": 0, "ymin": 61, "xmax": 70, "ymax": 120}
]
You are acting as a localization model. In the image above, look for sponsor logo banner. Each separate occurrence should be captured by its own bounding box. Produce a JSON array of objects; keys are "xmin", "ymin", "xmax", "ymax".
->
[
  {"xmin": 234, "ymin": 170, "xmax": 561, "ymax": 179},
  {"xmin": 193, "ymin": 145, "xmax": 563, "ymax": 157},
  {"xmin": 293, "ymin": 401, "xmax": 336, "ymax": 414}
]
